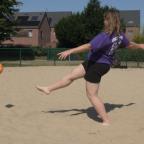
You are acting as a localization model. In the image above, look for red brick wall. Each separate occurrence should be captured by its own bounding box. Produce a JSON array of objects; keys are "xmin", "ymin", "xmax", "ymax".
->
[
  {"xmin": 38, "ymin": 16, "xmax": 51, "ymax": 47},
  {"xmin": 3, "ymin": 15, "xmax": 51, "ymax": 48},
  {"xmin": 50, "ymin": 28, "xmax": 58, "ymax": 48},
  {"xmin": 3, "ymin": 29, "xmax": 39, "ymax": 46}
]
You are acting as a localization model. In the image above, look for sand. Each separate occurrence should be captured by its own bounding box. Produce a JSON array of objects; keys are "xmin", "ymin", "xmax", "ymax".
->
[{"xmin": 0, "ymin": 66, "xmax": 144, "ymax": 144}]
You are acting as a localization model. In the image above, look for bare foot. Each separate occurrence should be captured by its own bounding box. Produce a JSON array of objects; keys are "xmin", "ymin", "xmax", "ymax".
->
[
  {"xmin": 97, "ymin": 116, "xmax": 110, "ymax": 126},
  {"xmin": 102, "ymin": 122, "xmax": 110, "ymax": 126},
  {"xmin": 36, "ymin": 85, "xmax": 50, "ymax": 95},
  {"xmin": 101, "ymin": 119, "xmax": 110, "ymax": 126}
]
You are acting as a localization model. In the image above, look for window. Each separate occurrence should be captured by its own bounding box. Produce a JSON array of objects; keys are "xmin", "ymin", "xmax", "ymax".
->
[
  {"xmin": 41, "ymin": 31, "xmax": 43, "ymax": 40},
  {"xmin": 28, "ymin": 30, "xmax": 32, "ymax": 38},
  {"xmin": 17, "ymin": 16, "xmax": 29, "ymax": 23},
  {"xmin": 31, "ymin": 16, "xmax": 38, "ymax": 21},
  {"xmin": 127, "ymin": 20, "xmax": 134, "ymax": 24}
]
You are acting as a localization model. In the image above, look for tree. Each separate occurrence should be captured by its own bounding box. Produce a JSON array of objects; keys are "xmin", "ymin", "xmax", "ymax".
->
[
  {"xmin": 82, "ymin": 0, "xmax": 104, "ymax": 41},
  {"xmin": 82, "ymin": 1, "xmax": 119, "ymax": 41},
  {"xmin": 55, "ymin": 13, "xmax": 86, "ymax": 47},
  {"xmin": 0, "ymin": 0, "xmax": 21, "ymax": 43}
]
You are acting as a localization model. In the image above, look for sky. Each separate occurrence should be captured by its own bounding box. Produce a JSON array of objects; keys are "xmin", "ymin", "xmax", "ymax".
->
[{"xmin": 20, "ymin": 0, "xmax": 144, "ymax": 27}]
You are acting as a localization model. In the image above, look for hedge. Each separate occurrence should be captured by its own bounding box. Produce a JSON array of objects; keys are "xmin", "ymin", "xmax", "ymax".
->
[{"xmin": 116, "ymin": 48, "xmax": 144, "ymax": 62}]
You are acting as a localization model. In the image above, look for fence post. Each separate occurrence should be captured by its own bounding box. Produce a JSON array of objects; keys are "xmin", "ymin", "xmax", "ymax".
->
[
  {"xmin": 68, "ymin": 55, "xmax": 71, "ymax": 64},
  {"xmin": 47, "ymin": 48, "xmax": 50, "ymax": 60},
  {"xmin": 54, "ymin": 49, "xmax": 56, "ymax": 66},
  {"xmin": 19, "ymin": 47, "xmax": 22, "ymax": 66}
]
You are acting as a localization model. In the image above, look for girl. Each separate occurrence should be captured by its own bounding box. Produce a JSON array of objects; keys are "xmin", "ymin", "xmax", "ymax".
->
[{"xmin": 36, "ymin": 10, "xmax": 144, "ymax": 126}]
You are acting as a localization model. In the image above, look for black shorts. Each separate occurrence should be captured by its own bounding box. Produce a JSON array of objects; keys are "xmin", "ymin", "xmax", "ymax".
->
[{"xmin": 82, "ymin": 60, "xmax": 110, "ymax": 83}]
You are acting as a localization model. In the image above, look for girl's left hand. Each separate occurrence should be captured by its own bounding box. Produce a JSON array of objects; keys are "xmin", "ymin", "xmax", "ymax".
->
[{"xmin": 57, "ymin": 50, "xmax": 71, "ymax": 60}]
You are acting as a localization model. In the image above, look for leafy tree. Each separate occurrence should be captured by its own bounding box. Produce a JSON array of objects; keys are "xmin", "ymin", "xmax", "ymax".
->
[
  {"xmin": 0, "ymin": 0, "xmax": 21, "ymax": 43},
  {"xmin": 120, "ymin": 18, "xmax": 126, "ymax": 32},
  {"xmin": 55, "ymin": 13, "xmax": 86, "ymax": 47},
  {"xmin": 81, "ymin": 0, "xmax": 104, "ymax": 41}
]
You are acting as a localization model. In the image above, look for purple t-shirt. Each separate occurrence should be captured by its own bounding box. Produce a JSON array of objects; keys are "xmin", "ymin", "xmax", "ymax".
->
[{"xmin": 88, "ymin": 32, "xmax": 129, "ymax": 65}]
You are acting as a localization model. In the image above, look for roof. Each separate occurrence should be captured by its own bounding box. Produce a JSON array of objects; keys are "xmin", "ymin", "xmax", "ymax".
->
[
  {"xmin": 119, "ymin": 10, "xmax": 140, "ymax": 27},
  {"xmin": 15, "ymin": 11, "xmax": 72, "ymax": 28},
  {"xmin": 46, "ymin": 11, "xmax": 72, "ymax": 27},
  {"xmin": 15, "ymin": 12, "xmax": 45, "ymax": 28},
  {"xmin": 15, "ymin": 11, "xmax": 140, "ymax": 28}
]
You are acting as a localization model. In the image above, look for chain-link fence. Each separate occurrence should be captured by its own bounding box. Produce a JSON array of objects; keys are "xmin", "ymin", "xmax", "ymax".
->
[
  {"xmin": 0, "ymin": 47, "xmax": 87, "ymax": 66},
  {"xmin": 1, "ymin": 47, "xmax": 144, "ymax": 67}
]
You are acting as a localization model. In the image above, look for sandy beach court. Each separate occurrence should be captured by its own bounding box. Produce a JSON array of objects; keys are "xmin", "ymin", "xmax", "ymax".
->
[{"xmin": 0, "ymin": 66, "xmax": 144, "ymax": 144}]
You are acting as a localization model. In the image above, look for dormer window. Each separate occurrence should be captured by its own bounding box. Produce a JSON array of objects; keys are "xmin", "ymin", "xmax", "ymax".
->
[
  {"xmin": 31, "ymin": 16, "xmax": 38, "ymax": 21},
  {"xmin": 127, "ymin": 20, "xmax": 134, "ymax": 24}
]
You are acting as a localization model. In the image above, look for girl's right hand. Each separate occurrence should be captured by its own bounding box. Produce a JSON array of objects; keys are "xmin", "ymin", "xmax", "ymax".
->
[{"xmin": 57, "ymin": 50, "xmax": 71, "ymax": 60}]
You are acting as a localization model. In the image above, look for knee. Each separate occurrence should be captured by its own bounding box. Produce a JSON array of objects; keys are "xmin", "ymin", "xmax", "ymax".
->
[{"xmin": 86, "ymin": 90, "xmax": 98, "ymax": 99}]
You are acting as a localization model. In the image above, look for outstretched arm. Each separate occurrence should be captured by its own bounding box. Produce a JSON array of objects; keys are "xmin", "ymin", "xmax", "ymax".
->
[
  {"xmin": 127, "ymin": 42, "xmax": 144, "ymax": 50},
  {"xmin": 57, "ymin": 43, "xmax": 91, "ymax": 60}
]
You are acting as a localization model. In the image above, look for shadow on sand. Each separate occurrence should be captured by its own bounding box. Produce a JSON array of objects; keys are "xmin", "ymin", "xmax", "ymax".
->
[{"xmin": 42, "ymin": 103, "xmax": 135, "ymax": 123}]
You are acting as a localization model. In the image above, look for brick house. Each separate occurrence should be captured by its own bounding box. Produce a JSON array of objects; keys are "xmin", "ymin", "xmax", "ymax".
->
[
  {"xmin": 120, "ymin": 10, "xmax": 140, "ymax": 40},
  {"xmin": 3, "ymin": 12, "xmax": 51, "ymax": 48},
  {"xmin": 3, "ymin": 11, "xmax": 72, "ymax": 48}
]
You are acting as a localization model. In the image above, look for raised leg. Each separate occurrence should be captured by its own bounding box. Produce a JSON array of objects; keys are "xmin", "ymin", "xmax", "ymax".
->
[{"xmin": 36, "ymin": 64, "xmax": 85, "ymax": 95}]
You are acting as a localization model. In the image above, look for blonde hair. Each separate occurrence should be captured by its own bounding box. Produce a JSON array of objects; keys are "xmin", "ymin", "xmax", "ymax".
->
[{"xmin": 104, "ymin": 10, "xmax": 120, "ymax": 35}]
